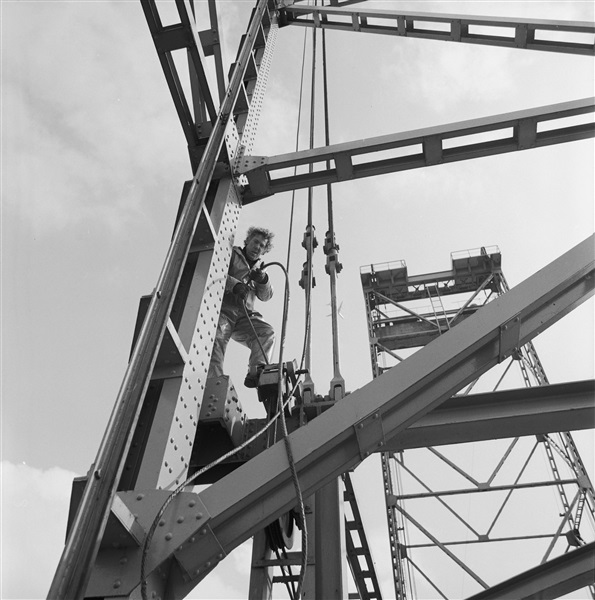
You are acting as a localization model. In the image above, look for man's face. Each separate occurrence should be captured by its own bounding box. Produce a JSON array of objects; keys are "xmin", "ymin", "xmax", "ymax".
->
[{"xmin": 245, "ymin": 234, "xmax": 267, "ymax": 262}]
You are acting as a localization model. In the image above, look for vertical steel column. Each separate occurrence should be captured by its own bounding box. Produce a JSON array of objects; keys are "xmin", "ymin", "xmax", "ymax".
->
[
  {"xmin": 249, "ymin": 531, "xmax": 274, "ymax": 600},
  {"xmin": 314, "ymin": 479, "xmax": 347, "ymax": 599}
]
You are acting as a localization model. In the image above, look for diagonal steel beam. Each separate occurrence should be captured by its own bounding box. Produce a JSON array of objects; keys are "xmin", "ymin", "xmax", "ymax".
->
[
  {"xmin": 238, "ymin": 97, "xmax": 595, "ymax": 201},
  {"xmin": 142, "ymin": 1, "xmax": 202, "ymax": 151},
  {"xmin": 280, "ymin": 5, "xmax": 595, "ymax": 56},
  {"xmin": 114, "ymin": 235, "xmax": 594, "ymax": 593},
  {"xmin": 176, "ymin": 0, "xmax": 218, "ymax": 122},
  {"xmin": 141, "ymin": 0, "xmax": 220, "ymax": 170},
  {"xmin": 465, "ymin": 541, "xmax": 595, "ymax": 599}
]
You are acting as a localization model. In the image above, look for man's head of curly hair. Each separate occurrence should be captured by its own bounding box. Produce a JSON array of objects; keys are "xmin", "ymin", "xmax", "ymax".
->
[{"xmin": 244, "ymin": 226, "xmax": 274, "ymax": 254}]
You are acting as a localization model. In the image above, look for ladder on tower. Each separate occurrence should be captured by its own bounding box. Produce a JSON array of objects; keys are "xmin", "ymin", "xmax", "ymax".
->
[
  {"xmin": 425, "ymin": 284, "xmax": 450, "ymax": 333},
  {"xmin": 343, "ymin": 473, "xmax": 383, "ymax": 600}
]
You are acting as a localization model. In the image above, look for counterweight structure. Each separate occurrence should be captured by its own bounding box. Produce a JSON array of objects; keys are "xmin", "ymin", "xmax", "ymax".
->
[
  {"xmin": 361, "ymin": 248, "xmax": 595, "ymax": 599},
  {"xmin": 48, "ymin": 1, "xmax": 595, "ymax": 599}
]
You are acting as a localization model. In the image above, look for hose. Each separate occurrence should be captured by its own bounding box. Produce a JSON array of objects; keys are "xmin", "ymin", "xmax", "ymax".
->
[{"xmin": 261, "ymin": 261, "xmax": 308, "ymax": 597}]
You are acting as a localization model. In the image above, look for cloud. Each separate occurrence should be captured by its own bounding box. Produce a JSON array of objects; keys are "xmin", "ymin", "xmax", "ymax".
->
[
  {"xmin": 1, "ymin": 461, "xmax": 80, "ymax": 599},
  {"xmin": 2, "ymin": 1, "xmax": 188, "ymax": 236},
  {"xmin": 0, "ymin": 461, "xmax": 254, "ymax": 599}
]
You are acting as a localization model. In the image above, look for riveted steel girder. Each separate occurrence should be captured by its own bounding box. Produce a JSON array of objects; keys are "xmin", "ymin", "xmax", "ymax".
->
[
  {"xmin": 385, "ymin": 379, "xmax": 595, "ymax": 451},
  {"xmin": 183, "ymin": 379, "xmax": 595, "ymax": 471},
  {"xmin": 465, "ymin": 541, "xmax": 595, "ymax": 600},
  {"xmin": 280, "ymin": 5, "xmax": 595, "ymax": 56},
  {"xmin": 238, "ymin": 97, "xmax": 595, "ymax": 201}
]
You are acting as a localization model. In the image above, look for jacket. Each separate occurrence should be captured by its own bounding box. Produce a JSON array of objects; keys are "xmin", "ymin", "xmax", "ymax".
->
[{"xmin": 223, "ymin": 246, "xmax": 274, "ymax": 315}]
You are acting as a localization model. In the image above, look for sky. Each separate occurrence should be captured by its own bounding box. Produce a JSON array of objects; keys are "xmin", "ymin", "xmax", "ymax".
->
[{"xmin": 1, "ymin": 0, "xmax": 594, "ymax": 598}]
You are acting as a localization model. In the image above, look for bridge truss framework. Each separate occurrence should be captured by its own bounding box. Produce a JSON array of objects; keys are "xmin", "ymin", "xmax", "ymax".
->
[{"xmin": 48, "ymin": 1, "xmax": 595, "ymax": 599}]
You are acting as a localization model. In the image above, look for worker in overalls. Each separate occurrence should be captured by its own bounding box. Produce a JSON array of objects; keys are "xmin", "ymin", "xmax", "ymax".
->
[{"xmin": 208, "ymin": 227, "xmax": 275, "ymax": 388}]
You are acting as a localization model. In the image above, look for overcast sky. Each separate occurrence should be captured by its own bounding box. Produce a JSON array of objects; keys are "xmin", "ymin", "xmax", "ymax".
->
[{"xmin": 2, "ymin": 1, "xmax": 594, "ymax": 598}]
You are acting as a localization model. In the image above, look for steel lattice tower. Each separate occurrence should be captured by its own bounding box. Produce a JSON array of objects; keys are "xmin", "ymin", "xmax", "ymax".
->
[{"xmin": 361, "ymin": 248, "xmax": 595, "ymax": 598}]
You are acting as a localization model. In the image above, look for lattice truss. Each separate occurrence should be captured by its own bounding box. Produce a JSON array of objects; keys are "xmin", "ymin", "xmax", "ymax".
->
[
  {"xmin": 361, "ymin": 248, "xmax": 595, "ymax": 599},
  {"xmin": 48, "ymin": 1, "xmax": 595, "ymax": 599}
]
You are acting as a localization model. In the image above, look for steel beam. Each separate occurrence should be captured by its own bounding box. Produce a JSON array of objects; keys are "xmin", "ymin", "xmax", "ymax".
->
[
  {"xmin": 465, "ymin": 541, "xmax": 595, "ymax": 600},
  {"xmin": 238, "ymin": 97, "xmax": 595, "ymax": 201},
  {"xmin": 188, "ymin": 379, "xmax": 594, "ymax": 470},
  {"xmin": 280, "ymin": 5, "xmax": 595, "ymax": 56},
  {"xmin": 384, "ymin": 379, "xmax": 595, "ymax": 451},
  {"xmin": 315, "ymin": 480, "xmax": 347, "ymax": 599},
  {"xmin": 141, "ymin": 1, "xmax": 217, "ymax": 160},
  {"xmin": 105, "ymin": 236, "xmax": 594, "ymax": 594}
]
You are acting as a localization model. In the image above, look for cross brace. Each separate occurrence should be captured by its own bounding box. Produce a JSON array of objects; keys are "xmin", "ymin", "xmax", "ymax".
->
[{"xmin": 238, "ymin": 97, "xmax": 595, "ymax": 201}]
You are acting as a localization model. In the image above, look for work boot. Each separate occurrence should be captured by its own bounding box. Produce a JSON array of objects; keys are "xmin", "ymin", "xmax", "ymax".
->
[{"xmin": 244, "ymin": 365, "xmax": 265, "ymax": 388}]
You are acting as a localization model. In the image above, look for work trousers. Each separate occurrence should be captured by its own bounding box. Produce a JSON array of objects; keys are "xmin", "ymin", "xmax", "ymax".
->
[{"xmin": 208, "ymin": 308, "xmax": 275, "ymax": 378}]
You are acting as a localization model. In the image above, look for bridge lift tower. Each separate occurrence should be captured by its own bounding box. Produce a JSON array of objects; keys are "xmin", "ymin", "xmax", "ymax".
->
[
  {"xmin": 361, "ymin": 247, "xmax": 595, "ymax": 598},
  {"xmin": 49, "ymin": 1, "xmax": 594, "ymax": 599}
]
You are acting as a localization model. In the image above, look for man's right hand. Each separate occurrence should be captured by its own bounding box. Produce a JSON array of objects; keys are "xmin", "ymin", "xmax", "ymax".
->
[{"xmin": 233, "ymin": 282, "xmax": 250, "ymax": 300}]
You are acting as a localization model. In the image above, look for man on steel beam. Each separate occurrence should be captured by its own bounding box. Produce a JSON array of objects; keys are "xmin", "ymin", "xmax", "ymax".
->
[{"xmin": 208, "ymin": 227, "xmax": 275, "ymax": 388}]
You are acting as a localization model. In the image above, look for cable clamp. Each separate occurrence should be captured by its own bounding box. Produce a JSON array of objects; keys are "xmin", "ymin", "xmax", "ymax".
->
[
  {"xmin": 298, "ymin": 261, "xmax": 316, "ymax": 289},
  {"xmin": 301, "ymin": 226, "xmax": 318, "ymax": 250}
]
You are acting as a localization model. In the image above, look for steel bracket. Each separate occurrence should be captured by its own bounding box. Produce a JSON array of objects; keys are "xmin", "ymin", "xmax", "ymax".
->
[
  {"xmin": 236, "ymin": 155, "xmax": 268, "ymax": 174},
  {"xmin": 86, "ymin": 490, "xmax": 216, "ymax": 596},
  {"xmin": 499, "ymin": 313, "xmax": 521, "ymax": 362},
  {"xmin": 354, "ymin": 411, "xmax": 385, "ymax": 460},
  {"xmin": 174, "ymin": 521, "xmax": 226, "ymax": 581}
]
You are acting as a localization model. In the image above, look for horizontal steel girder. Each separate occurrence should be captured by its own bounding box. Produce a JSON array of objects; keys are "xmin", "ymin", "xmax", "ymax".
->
[
  {"xmin": 238, "ymin": 97, "xmax": 595, "ymax": 201},
  {"xmin": 123, "ymin": 235, "xmax": 594, "ymax": 591},
  {"xmin": 188, "ymin": 380, "xmax": 594, "ymax": 472},
  {"xmin": 280, "ymin": 5, "xmax": 595, "ymax": 56},
  {"xmin": 385, "ymin": 379, "xmax": 595, "ymax": 451},
  {"xmin": 465, "ymin": 541, "xmax": 595, "ymax": 600}
]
